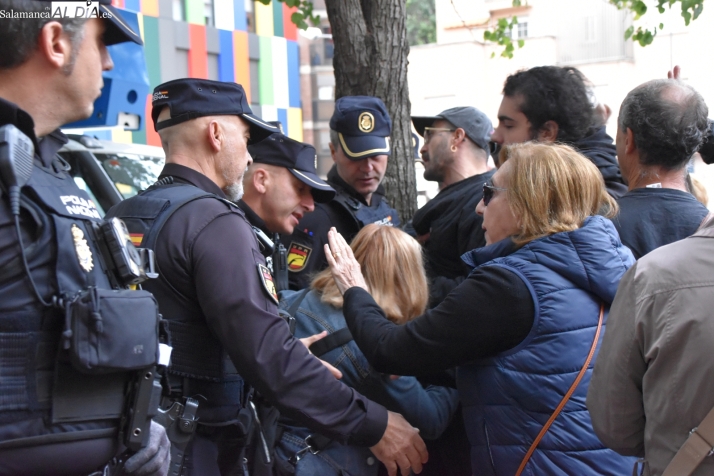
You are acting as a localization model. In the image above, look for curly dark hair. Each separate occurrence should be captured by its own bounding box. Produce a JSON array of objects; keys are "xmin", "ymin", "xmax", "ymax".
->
[
  {"xmin": 0, "ymin": 0, "xmax": 85, "ymax": 70},
  {"xmin": 618, "ymin": 79, "xmax": 709, "ymax": 169},
  {"xmin": 503, "ymin": 66, "xmax": 594, "ymax": 143}
]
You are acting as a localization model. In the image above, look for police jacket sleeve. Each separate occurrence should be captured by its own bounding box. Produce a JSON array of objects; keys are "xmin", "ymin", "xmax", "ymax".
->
[
  {"xmin": 343, "ymin": 266, "xmax": 535, "ymax": 376},
  {"xmin": 192, "ymin": 213, "xmax": 388, "ymax": 447}
]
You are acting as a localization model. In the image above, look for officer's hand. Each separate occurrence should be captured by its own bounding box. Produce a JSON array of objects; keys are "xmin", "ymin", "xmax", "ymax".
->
[
  {"xmin": 370, "ymin": 411, "xmax": 428, "ymax": 476},
  {"xmin": 325, "ymin": 227, "xmax": 368, "ymax": 295},
  {"xmin": 299, "ymin": 331, "xmax": 343, "ymax": 379},
  {"xmin": 121, "ymin": 421, "xmax": 170, "ymax": 475}
]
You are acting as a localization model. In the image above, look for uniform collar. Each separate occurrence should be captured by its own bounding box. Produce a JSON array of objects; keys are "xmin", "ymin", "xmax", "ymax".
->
[
  {"xmin": 236, "ymin": 199, "xmax": 270, "ymax": 235},
  {"xmin": 158, "ymin": 163, "xmax": 227, "ymax": 198},
  {"xmin": 0, "ymin": 97, "xmax": 68, "ymax": 168},
  {"xmin": 326, "ymin": 165, "xmax": 384, "ymax": 207}
]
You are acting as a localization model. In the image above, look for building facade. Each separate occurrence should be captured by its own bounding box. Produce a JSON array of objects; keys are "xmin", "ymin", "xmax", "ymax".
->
[{"xmin": 72, "ymin": 0, "xmax": 303, "ymax": 146}]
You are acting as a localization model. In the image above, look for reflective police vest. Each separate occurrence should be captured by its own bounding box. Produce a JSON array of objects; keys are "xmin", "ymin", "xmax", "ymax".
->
[
  {"xmin": 106, "ymin": 182, "xmax": 246, "ymax": 419},
  {"xmin": 332, "ymin": 189, "xmax": 400, "ymax": 229},
  {"xmin": 0, "ymin": 160, "xmax": 131, "ymax": 448}
]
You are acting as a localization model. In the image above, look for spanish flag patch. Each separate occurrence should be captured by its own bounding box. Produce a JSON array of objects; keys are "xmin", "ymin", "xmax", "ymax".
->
[{"xmin": 287, "ymin": 243, "xmax": 311, "ymax": 272}]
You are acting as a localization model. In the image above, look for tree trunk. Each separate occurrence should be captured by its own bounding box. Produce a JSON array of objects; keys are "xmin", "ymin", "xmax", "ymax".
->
[{"xmin": 325, "ymin": 0, "xmax": 418, "ymax": 221}]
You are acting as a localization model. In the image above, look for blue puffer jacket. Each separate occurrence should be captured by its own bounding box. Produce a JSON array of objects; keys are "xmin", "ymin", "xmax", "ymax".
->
[
  {"xmin": 459, "ymin": 216, "xmax": 636, "ymax": 475},
  {"xmin": 277, "ymin": 289, "xmax": 459, "ymax": 476}
]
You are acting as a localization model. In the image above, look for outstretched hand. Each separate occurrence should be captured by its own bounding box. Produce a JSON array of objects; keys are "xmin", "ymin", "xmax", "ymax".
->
[
  {"xmin": 299, "ymin": 330, "xmax": 343, "ymax": 379},
  {"xmin": 325, "ymin": 227, "xmax": 369, "ymax": 295}
]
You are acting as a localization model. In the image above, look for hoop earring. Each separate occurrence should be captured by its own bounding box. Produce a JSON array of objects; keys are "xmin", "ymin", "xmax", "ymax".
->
[{"xmin": 450, "ymin": 145, "xmax": 457, "ymax": 152}]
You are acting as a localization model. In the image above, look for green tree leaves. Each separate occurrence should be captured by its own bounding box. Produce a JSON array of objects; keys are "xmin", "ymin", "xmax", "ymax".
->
[
  {"xmin": 255, "ymin": 0, "xmax": 319, "ymax": 29},
  {"xmin": 484, "ymin": 0, "xmax": 705, "ymax": 57}
]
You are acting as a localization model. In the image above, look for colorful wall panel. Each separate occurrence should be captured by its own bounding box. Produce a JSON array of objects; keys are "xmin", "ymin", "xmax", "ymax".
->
[
  {"xmin": 188, "ymin": 24, "xmax": 209, "ymax": 78},
  {"xmin": 255, "ymin": 0, "xmax": 273, "ymax": 36},
  {"xmin": 84, "ymin": 1, "xmax": 304, "ymax": 145}
]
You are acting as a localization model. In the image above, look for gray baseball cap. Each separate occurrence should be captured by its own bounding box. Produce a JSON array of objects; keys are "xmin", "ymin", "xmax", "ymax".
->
[{"xmin": 412, "ymin": 107, "xmax": 493, "ymax": 151}]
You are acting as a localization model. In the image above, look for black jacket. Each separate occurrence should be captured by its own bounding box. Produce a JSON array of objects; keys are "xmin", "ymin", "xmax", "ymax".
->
[
  {"xmin": 120, "ymin": 163, "xmax": 387, "ymax": 446},
  {"xmin": 573, "ymin": 126, "xmax": 628, "ymax": 199},
  {"xmin": 406, "ymin": 170, "xmax": 495, "ymax": 306}
]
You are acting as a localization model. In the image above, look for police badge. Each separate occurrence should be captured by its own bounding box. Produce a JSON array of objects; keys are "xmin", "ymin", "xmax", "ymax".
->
[
  {"xmin": 358, "ymin": 112, "xmax": 375, "ymax": 133},
  {"xmin": 71, "ymin": 224, "xmax": 94, "ymax": 272}
]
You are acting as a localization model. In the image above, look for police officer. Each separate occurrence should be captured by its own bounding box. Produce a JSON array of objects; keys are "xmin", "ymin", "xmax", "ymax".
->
[
  {"xmin": 0, "ymin": 0, "xmax": 169, "ymax": 474},
  {"xmin": 107, "ymin": 78, "xmax": 427, "ymax": 476},
  {"xmin": 238, "ymin": 132, "xmax": 335, "ymax": 291},
  {"xmin": 283, "ymin": 96, "xmax": 400, "ymax": 290}
]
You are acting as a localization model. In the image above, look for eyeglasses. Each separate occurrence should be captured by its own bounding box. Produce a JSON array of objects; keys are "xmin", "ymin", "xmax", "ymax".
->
[
  {"xmin": 483, "ymin": 181, "xmax": 508, "ymax": 206},
  {"xmin": 423, "ymin": 127, "xmax": 456, "ymax": 142}
]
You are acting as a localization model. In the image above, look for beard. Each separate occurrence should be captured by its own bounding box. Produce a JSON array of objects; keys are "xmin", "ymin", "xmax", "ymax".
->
[{"xmin": 223, "ymin": 181, "xmax": 244, "ymax": 202}]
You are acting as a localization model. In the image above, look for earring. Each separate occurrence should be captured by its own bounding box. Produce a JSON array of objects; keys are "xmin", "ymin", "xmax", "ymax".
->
[{"xmin": 450, "ymin": 145, "xmax": 457, "ymax": 152}]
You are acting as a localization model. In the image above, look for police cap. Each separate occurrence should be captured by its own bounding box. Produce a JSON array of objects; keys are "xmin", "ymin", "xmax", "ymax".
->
[
  {"xmin": 151, "ymin": 79, "xmax": 279, "ymax": 143},
  {"xmin": 412, "ymin": 107, "xmax": 493, "ymax": 152},
  {"xmin": 248, "ymin": 133, "xmax": 335, "ymax": 203},
  {"xmin": 330, "ymin": 96, "xmax": 392, "ymax": 161}
]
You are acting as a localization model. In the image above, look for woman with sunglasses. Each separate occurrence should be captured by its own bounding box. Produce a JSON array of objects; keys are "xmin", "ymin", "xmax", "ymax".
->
[{"xmin": 325, "ymin": 142, "xmax": 637, "ymax": 475}]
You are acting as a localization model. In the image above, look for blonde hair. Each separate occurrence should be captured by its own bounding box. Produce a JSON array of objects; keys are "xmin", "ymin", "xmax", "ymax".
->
[
  {"xmin": 499, "ymin": 142, "xmax": 618, "ymax": 245},
  {"xmin": 311, "ymin": 225, "xmax": 428, "ymax": 324}
]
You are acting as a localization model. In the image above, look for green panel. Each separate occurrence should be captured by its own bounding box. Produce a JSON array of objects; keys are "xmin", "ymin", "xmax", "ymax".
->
[
  {"xmin": 258, "ymin": 36, "xmax": 274, "ymax": 105},
  {"xmin": 185, "ymin": 0, "xmax": 204, "ymax": 25},
  {"xmin": 142, "ymin": 15, "xmax": 162, "ymax": 88},
  {"xmin": 272, "ymin": 0, "xmax": 283, "ymax": 37},
  {"xmin": 132, "ymin": 128, "xmax": 147, "ymax": 145}
]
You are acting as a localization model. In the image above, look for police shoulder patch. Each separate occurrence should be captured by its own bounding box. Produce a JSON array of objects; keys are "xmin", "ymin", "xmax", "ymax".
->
[
  {"xmin": 287, "ymin": 242, "xmax": 311, "ymax": 272},
  {"xmin": 257, "ymin": 263, "xmax": 279, "ymax": 305}
]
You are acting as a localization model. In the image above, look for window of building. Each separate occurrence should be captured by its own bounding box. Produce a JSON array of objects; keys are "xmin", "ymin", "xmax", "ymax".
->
[
  {"xmin": 172, "ymin": 0, "xmax": 185, "ymax": 22},
  {"xmin": 245, "ymin": 0, "xmax": 256, "ymax": 33},
  {"xmin": 204, "ymin": 0, "xmax": 214, "ymax": 27},
  {"xmin": 517, "ymin": 21, "xmax": 528, "ymax": 38}
]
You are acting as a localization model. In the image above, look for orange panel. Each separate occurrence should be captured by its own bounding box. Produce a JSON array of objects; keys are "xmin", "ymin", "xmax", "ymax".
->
[
  {"xmin": 145, "ymin": 94, "xmax": 161, "ymax": 147},
  {"xmin": 188, "ymin": 24, "xmax": 208, "ymax": 79},
  {"xmin": 233, "ymin": 30, "xmax": 251, "ymax": 102},
  {"xmin": 283, "ymin": 4, "xmax": 298, "ymax": 41},
  {"xmin": 141, "ymin": 0, "xmax": 159, "ymax": 17}
]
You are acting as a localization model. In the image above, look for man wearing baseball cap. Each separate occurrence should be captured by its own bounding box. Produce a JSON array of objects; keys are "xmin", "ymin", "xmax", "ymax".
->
[
  {"xmin": 410, "ymin": 107, "xmax": 495, "ymax": 306},
  {"xmin": 107, "ymin": 79, "xmax": 427, "ymax": 476},
  {"xmin": 239, "ymin": 132, "xmax": 335, "ymax": 291},
  {"xmin": 283, "ymin": 96, "xmax": 400, "ymax": 290},
  {"xmin": 0, "ymin": 1, "xmax": 171, "ymax": 474}
]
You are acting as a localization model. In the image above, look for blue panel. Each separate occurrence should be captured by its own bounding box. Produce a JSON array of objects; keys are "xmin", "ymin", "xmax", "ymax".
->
[
  {"xmin": 287, "ymin": 40, "xmax": 300, "ymax": 108},
  {"xmin": 65, "ymin": 9, "xmax": 149, "ymax": 129},
  {"xmin": 89, "ymin": 130, "xmax": 113, "ymax": 141},
  {"xmin": 218, "ymin": 29, "xmax": 235, "ymax": 82},
  {"xmin": 233, "ymin": 0, "xmax": 247, "ymax": 31},
  {"xmin": 124, "ymin": 0, "xmax": 141, "ymax": 12},
  {"xmin": 277, "ymin": 108, "xmax": 288, "ymax": 137}
]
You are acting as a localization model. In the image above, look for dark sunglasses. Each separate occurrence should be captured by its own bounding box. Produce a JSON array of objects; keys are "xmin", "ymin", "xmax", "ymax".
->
[{"xmin": 483, "ymin": 181, "xmax": 508, "ymax": 206}]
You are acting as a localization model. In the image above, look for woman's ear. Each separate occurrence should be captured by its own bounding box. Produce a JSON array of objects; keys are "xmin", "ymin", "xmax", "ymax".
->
[{"xmin": 537, "ymin": 121, "xmax": 559, "ymax": 143}]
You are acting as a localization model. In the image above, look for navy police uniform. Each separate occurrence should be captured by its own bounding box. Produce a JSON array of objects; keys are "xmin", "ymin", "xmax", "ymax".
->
[
  {"xmin": 283, "ymin": 96, "xmax": 400, "ymax": 290},
  {"xmin": 239, "ymin": 133, "xmax": 335, "ymax": 292},
  {"xmin": 0, "ymin": 5, "xmax": 160, "ymax": 475},
  {"xmin": 107, "ymin": 80, "xmax": 388, "ymax": 476}
]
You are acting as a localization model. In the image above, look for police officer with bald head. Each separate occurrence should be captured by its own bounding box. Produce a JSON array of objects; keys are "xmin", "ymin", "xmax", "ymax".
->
[
  {"xmin": 107, "ymin": 79, "xmax": 427, "ymax": 476},
  {"xmin": 283, "ymin": 96, "xmax": 400, "ymax": 290}
]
